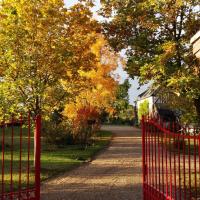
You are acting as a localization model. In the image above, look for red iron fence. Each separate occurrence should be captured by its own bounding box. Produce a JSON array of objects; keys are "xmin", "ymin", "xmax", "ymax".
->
[
  {"xmin": 0, "ymin": 113, "xmax": 41, "ymax": 200},
  {"xmin": 142, "ymin": 116, "xmax": 200, "ymax": 200}
]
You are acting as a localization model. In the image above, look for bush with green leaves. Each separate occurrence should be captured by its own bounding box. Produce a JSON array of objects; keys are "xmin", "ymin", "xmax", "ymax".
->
[{"xmin": 42, "ymin": 121, "xmax": 74, "ymax": 146}]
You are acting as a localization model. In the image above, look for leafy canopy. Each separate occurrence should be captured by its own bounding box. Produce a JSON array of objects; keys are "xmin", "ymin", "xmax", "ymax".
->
[
  {"xmin": 63, "ymin": 35, "xmax": 118, "ymax": 122},
  {"xmin": 0, "ymin": 0, "xmax": 99, "ymax": 117},
  {"xmin": 112, "ymin": 79, "xmax": 134, "ymax": 121},
  {"xmin": 100, "ymin": 0, "xmax": 200, "ymax": 118}
]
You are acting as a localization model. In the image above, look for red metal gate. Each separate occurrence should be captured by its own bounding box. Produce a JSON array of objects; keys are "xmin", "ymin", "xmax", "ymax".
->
[
  {"xmin": 142, "ymin": 116, "xmax": 200, "ymax": 200},
  {"xmin": 0, "ymin": 113, "xmax": 41, "ymax": 200}
]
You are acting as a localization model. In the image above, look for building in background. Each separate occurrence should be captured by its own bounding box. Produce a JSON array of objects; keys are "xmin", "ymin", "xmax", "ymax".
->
[
  {"xmin": 136, "ymin": 86, "xmax": 159, "ymax": 115},
  {"xmin": 136, "ymin": 86, "xmax": 177, "ymax": 123},
  {"xmin": 191, "ymin": 31, "xmax": 200, "ymax": 59}
]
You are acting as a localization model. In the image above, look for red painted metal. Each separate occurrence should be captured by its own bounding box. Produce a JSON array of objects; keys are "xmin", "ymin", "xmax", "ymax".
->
[
  {"xmin": 183, "ymin": 131, "xmax": 186, "ymax": 200},
  {"xmin": 158, "ymin": 123, "xmax": 161, "ymax": 196},
  {"xmin": 27, "ymin": 113, "xmax": 31, "ymax": 199},
  {"xmin": 188, "ymin": 135, "xmax": 191, "ymax": 199},
  {"xmin": 142, "ymin": 116, "xmax": 200, "ymax": 200},
  {"xmin": 1, "ymin": 121, "xmax": 5, "ymax": 200},
  {"xmin": 173, "ymin": 122, "xmax": 177, "ymax": 200},
  {"xmin": 161, "ymin": 119, "xmax": 164, "ymax": 196},
  {"xmin": 194, "ymin": 130, "xmax": 197, "ymax": 198},
  {"xmin": 178, "ymin": 133, "xmax": 181, "ymax": 200},
  {"xmin": 18, "ymin": 114, "xmax": 23, "ymax": 199},
  {"xmin": 35, "ymin": 115, "xmax": 41, "ymax": 200},
  {"xmin": 10, "ymin": 117, "xmax": 14, "ymax": 200},
  {"xmin": 154, "ymin": 124, "xmax": 157, "ymax": 191},
  {"xmin": 0, "ymin": 113, "xmax": 41, "ymax": 200},
  {"xmin": 142, "ymin": 116, "xmax": 146, "ymax": 200}
]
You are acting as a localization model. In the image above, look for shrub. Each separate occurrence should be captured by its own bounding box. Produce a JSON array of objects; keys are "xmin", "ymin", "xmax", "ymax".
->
[
  {"xmin": 174, "ymin": 138, "xmax": 186, "ymax": 150},
  {"xmin": 0, "ymin": 143, "xmax": 10, "ymax": 150},
  {"xmin": 42, "ymin": 121, "xmax": 74, "ymax": 146},
  {"xmin": 71, "ymin": 106, "xmax": 101, "ymax": 147}
]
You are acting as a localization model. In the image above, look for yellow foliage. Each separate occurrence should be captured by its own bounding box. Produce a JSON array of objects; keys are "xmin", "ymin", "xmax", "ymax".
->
[{"xmin": 63, "ymin": 35, "xmax": 118, "ymax": 121}]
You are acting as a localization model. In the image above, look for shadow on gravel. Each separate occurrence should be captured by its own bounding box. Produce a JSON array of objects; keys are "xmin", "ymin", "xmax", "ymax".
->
[
  {"xmin": 41, "ymin": 184, "xmax": 142, "ymax": 200},
  {"xmin": 41, "ymin": 126, "xmax": 143, "ymax": 200}
]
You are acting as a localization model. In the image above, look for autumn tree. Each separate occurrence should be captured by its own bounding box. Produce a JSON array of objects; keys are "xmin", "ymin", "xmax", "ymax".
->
[
  {"xmin": 100, "ymin": 0, "xmax": 200, "ymax": 120},
  {"xmin": 63, "ymin": 36, "xmax": 118, "ymax": 144},
  {"xmin": 0, "ymin": 0, "xmax": 98, "ymax": 118}
]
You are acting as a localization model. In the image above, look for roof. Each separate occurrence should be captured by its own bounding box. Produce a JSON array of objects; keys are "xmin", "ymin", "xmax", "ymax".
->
[
  {"xmin": 190, "ymin": 31, "xmax": 200, "ymax": 44},
  {"xmin": 191, "ymin": 31, "xmax": 200, "ymax": 58},
  {"xmin": 137, "ymin": 86, "xmax": 159, "ymax": 101}
]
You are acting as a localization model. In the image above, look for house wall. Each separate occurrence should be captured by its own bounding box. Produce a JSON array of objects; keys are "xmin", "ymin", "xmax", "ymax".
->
[{"xmin": 137, "ymin": 96, "xmax": 154, "ymax": 114}]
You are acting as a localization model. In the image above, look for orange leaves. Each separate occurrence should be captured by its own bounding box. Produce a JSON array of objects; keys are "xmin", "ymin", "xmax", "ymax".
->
[
  {"xmin": 63, "ymin": 35, "xmax": 119, "ymax": 124},
  {"xmin": 160, "ymin": 41, "xmax": 177, "ymax": 65},
  {"xmin": 75, "ymin": 106, "xmax": 99, "ymax": 125}
]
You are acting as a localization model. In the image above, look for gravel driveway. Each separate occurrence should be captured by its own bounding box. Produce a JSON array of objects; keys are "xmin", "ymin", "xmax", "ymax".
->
[{"xmin": 41, "ymin": 126, "xmax": 143, "ymax": 200}]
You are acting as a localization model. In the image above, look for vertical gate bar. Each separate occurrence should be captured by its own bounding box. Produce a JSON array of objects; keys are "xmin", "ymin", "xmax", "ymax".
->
[
  {"xmin": 153, "ymin": 119, "xmax": 155, "ymax": 199},
  {"xmin": 146, "ymin": 117, "xmax": 148, "ymax": 199},
  {"xmin": 173, "ymin": 122, "xmax": 177, "ymax": 200},
  {"xmin": 151, "ymin": 119, "xmax": 154, "ymax": 192},
  {"xmin": 142, "ymin": 116, "xmax": 145, "ymax": 200},
  {"xmin": 183, "ymin": 133, "xmax": 186, "ymax": 200},
  {"xmin": 1, "ymin": 121, "xmax": 5, "ymax": 200},
  {"xmin": 194, "ymin": 129, "xmax": 197, "ymax": 199},
  {"xmin": 158, "ymin": 124, "xmax": 161, "ymax": 197},
  {"xmin": 27, "ymin": 112, "xmax": 31, "ymax": 199},
  {"xmin": 146, "ymin": 116, "xmax": 149, "ymax": 199},
  {"xmin": 146, "ymin": 118, "xmax": 150, "ymax": 196},
  {"xmin": 148, "ymin": 116, "xmax": 151, "ymax": 194},
  {"xmin": 161, "ymin": 119, "xmax": 164, "ymax": 197},
  {"xmin": 163, "ymin": 119, "xmax": 166, "ymax": 198},
  {"xmin": 144, "ymin": 117, "xmax": 149, "ymax": 200},
  {"xmin": 188, "ymin": 135, "xmax": 191, "ymax": 199},
  {"xmin": 164, "ymin": 121, "xmax": 168, "ymax": 198},
  {"xmin": 199, "ymin": 134, "xmax": 200, "ymax": 199},
  {"xmin": 151, "ymin": 120, "xmax": 152, "ymax": 199},
  {"xmin": 150, "ymin": 118, "xmax": 155, "ymax": 198},
  {"xmin": 18, "ymin": 114, "xmax": 23, "ymax": 199},
  {"xmin": 146, "ymin": 117, "xmax": 148, "ymax": 198},
  {"xmin": 158, "ymin": 120, "xmax": 160, "ymax": 198},
  {"xmin": 151, "ymin": 116, "xmax": 154, "ymax": 200},
  {"xmin": 35, "ymin": 115, "xmax": 41, "ymax": 200},
  {"xmin": 10, "ymin": 117, "xmax": 14, "ymax": 200},
  {"xmin": 198, "ymin": 133, "xmax": 200, "ymax": 198},
  {"xmin": 178, "ymin": 134, "xmax": 181, "ymax": 200},
  {"xmin": 169, "ymin": 129, "xmax": 172, "ymax": 198},
  {"xmin": 154, "ymin": 124, "xmax": 157, "ymax": 191}
]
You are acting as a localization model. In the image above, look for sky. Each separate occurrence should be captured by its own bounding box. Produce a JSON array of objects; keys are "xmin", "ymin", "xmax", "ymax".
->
[{"xmin": 64, "ymin": 0, "xmax": 149, "ymax": 105}]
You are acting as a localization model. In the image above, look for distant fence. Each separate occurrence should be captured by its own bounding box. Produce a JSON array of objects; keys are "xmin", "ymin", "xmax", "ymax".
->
[
  {"xmin": 0, "ymin": 113, "xmax": 41, "ymax": 200},
  {"xmin": 142, "ymin": 116, "xmax": 200, "ymax": 200}
]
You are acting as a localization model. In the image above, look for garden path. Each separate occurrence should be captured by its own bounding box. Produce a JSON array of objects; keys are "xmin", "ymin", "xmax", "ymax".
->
[{"xmin": 41, "ymin": 125, "xmax": 142, "ymax": 200}]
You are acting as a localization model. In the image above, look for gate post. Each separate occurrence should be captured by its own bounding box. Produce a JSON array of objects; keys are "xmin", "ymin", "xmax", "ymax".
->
[
  {"xmin": 35, "ymin": 115, "xmax": 41, "ymax": 200},
  {"xmin": 142, "ymin": 115, "xmax": 146, "ymax": 200}
]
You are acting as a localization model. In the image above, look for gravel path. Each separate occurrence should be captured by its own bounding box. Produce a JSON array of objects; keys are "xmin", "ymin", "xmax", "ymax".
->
[{"xmin": 41, "ymin": 126, "xmax": 143, "ymax": 200}]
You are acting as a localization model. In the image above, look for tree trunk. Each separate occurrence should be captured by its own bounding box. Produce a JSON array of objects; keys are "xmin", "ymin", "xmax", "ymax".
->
[
  {"xmin": 34, "ymin": 96, "xmax": 41, "ymax": 167},
  {"xmin": 194, "ymin": 97, "xmax": 200, "ymax": 124}
]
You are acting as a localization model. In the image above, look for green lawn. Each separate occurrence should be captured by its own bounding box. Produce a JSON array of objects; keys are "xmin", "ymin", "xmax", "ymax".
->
[
  {"xmin": 41, "ymin": 130, "xmax": 112, "ymax": 179},
  {"xmin": 0, "ymin": 126, "xmax": 112, "ymax": 192}
]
